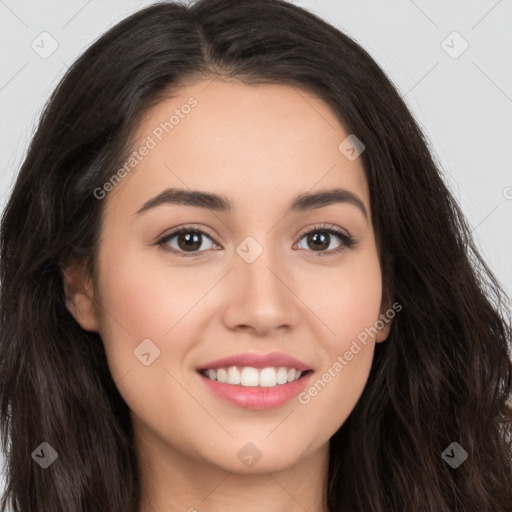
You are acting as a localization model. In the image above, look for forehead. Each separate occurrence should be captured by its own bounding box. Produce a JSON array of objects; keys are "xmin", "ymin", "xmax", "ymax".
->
[{"xmin": 105, "ymin": 79, "xmax": 369, "ymax": 219}]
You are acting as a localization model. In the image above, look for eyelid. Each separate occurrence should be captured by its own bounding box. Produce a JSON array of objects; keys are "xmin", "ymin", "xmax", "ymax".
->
[{"xmin": 295, "ymin": 222, "xmax": 350, "ymax": 241}]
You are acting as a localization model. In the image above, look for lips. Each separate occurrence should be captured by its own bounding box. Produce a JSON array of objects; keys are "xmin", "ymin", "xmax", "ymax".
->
[{"xmin": 196, "ymin": 352, "xmax": 313, "ymax": 409}]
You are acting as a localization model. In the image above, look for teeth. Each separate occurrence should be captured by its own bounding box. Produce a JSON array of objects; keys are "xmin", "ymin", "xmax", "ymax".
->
[
  {"xmin": 241, "ymin": 367, "xmax": 259, "ymax": 386},
  {"xmin": 202, "ymin": 366, "xmax": 304, "ymax": 387},
  {"xmin": 276, "ymin": 367, "xmax": 289, "ymax": 384},
  {"xmin": 259, "ymin": 367, "xmax": 276, "ymax": 387},
  {"xmin": 216, "ymin": 368, "xmax": 227, "ymax": 383},
  {"xmin": 227, "ymin": 366, "xmax": 241, "ymax": 385}
]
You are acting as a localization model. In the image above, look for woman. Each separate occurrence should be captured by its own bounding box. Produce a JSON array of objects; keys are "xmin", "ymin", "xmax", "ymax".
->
[{"xmin": 1, "ymin": 0, "xmax": 511, "ymax": 510}]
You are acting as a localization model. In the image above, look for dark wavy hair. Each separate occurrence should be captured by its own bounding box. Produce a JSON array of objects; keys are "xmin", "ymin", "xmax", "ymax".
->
[{"xmin": 1, "ymin": 0, "xmax": 511, "ymax": 510}]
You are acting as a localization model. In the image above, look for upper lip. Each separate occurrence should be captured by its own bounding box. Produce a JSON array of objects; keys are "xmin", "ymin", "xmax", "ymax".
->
[{"xmin": 197, "ymin": 352, "xmax": 312, "ymax": 372}]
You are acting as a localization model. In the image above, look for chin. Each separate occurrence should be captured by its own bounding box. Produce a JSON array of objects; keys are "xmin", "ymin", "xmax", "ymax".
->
[{"xmin": 197, "ymin": 437, "xmax": 318, "ymax": 474}]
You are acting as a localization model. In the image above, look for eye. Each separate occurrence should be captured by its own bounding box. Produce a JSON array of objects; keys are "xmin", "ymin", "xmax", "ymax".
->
[
  {"xmin": 156, "ymin": 225, "xmax": 220, "ymax": 257},
  {"xmin": 294, "ymin": 223, "xmax": 356, "ymax": 257},
  {"xmin": 156, "ymin": 223, "xmax": 356, "ymax": 258}
]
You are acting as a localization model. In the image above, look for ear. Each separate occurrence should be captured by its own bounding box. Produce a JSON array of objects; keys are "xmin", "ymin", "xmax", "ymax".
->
[
  {"xmin": 61, "ymin": 258, "xmax": 100, "ymax": 332},
  {"xmin": 375, "ymin": 298, "xmax": 394, "ymax": 343}
]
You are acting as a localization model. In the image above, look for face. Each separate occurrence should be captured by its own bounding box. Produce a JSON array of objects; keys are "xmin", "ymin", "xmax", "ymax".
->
[{"xmin": 64, "ymin": 79, "xmax": 391, "ymax": 475}]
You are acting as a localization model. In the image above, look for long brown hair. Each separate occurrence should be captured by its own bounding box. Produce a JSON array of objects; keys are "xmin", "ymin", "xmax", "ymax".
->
[{"xmin": 1, "ymin": 1, "xmax": 511, "ymax": 510}]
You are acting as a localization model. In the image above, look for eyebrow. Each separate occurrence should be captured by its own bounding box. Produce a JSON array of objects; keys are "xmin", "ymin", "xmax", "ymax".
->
[{"xmin": 134, "ymin": 187, "xmax": 368, "ymax": 219}]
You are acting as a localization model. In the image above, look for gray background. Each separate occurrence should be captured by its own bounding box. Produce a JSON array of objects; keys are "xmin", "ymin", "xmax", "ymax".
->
[{"xmin": 1, "ymin": 0, "xmax": 511, "ymax": 499}]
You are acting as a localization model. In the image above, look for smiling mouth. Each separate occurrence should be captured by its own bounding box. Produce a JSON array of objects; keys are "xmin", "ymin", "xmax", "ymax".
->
[{"xmin": 198, "ymin": 366, "xmax": 312, "ymax": 388}]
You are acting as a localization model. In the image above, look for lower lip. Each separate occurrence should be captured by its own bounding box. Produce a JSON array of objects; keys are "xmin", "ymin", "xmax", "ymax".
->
[{"xmin": 198, "ymin": 371, "xmax": 312, "ymax": 410}]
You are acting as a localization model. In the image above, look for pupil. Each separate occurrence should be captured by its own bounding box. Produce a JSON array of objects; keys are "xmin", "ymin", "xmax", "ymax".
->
[
  {"xmin": 179, "ymin": 232, "xmax": 201, "ymax": 251},
  {"xmin": 309, "ymin": 232, "xmax": 328, "ymax": 251}
]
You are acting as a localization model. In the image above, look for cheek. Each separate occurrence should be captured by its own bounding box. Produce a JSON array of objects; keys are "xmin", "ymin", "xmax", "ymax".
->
[
  {"xmin": 295, "ymin": 249, "xmax": 382, "ymax": 426},
  {"xmin": 93, "ymin": 249, "xmax": 207, "ymax": 441},
  {"xmin": 92, "ymin": 246, "xmax": 203, "ymax": 383},
  {"xmin": 96, "ymin": 246, "xmax": 212, "ymax": 339},
  {"xmin": 304, "ymin": 248, "xmax": 383, "ymax": 348}
]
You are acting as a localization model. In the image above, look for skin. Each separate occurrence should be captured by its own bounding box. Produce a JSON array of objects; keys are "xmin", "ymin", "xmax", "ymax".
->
[{"xmin": 63, "ymin": 79, "xmax": 392, "ymax": 512}]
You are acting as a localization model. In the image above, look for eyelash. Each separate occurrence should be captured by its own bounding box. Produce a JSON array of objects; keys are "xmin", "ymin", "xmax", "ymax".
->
[{"xmin": 156, "ymin": 223, "xmax": 356, "ymax": 258}]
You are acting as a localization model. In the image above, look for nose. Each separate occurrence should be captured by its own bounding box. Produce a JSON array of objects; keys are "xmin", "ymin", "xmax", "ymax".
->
[{"xmin": 221, "ymin": 244, "xmax": 300, "ymax": 337}]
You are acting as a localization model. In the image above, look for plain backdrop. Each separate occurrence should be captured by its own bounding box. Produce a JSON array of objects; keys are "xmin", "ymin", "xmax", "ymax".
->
[{"xmin": 1, "ymin": 0, "xmax": 511, "ymax": 500}]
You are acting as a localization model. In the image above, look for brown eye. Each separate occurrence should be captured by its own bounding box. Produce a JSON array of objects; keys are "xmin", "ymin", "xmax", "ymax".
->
[
  {"xmin": 158, "ymin": 228, "xmax": 217, "ymax": 255},
  {"xmin": 176, "ymin": 231, "xmax": 203, "ymax": 252},
  {"xmin": 295, "ymin": 225, "xmax": 356, "ymax": 257},
  {"xmin": 304, "ymin": 231, "xmax": 330, "ymax": 251}
]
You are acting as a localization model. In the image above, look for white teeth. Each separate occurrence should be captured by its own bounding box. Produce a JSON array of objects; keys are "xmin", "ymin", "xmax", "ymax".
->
[
  {"xmin": 202, "ymin": 366, "xmax": 306, "ymax": 387},
  {"xmin": 227, "ymin": 366, "xmax": 241, "ymax": 385},
  {"xmin": 216, "ymin": 368, "xmax": 227, "ymax": 383},
  {"xmin": 276, "ymin": 367, "xmax": 289, "ymax": 384},
  {"xmin": 259, "ymin": 367, "xmax": 276, "ymax": 387},
  {"xmin": 240, "ymin": 367, "xmax": 259, "ymax": 386}
]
